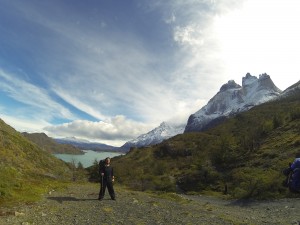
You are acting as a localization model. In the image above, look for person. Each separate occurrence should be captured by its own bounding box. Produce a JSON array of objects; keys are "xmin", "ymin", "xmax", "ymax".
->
[
  {"xmin": 98, "ymin": 157, "xmax": 116, "ymax": 200},
  {"xmin": 283, "ymin": 154, "xmax": 300, "ymax": 193}
]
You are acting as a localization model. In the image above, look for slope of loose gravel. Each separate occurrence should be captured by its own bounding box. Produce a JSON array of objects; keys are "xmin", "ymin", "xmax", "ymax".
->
[{"xmin": 0, "ymin": 182, "xmax": 300, "ymax": 225}]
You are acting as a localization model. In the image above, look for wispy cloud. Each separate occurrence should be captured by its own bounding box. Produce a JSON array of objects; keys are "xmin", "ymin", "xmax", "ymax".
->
[
  {"xmin": 0, "ymin": 69, "xmax": 75, "ymax": 121},
  {"xmin": 23, "ymin": 3, "xmax": 200, "ymax": 125},
  {"xmin": 0, "ymin": 0, "xmax": 243, "ymax": 144},
  {"xmin": 1, "ymin": 0, "xmax": 298, "ymax": 146}
]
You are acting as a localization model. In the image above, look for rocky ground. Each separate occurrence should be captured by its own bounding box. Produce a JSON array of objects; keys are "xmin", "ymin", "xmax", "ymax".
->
[{"xmin": 0, "ymin": 182, "xmax": 300, "ymax": 225}]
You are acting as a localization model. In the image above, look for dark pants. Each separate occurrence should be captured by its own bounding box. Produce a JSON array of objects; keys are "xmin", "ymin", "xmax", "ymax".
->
[{"xmin": 98, "ymin": 180, "xmax": 115, "ymax": 200}]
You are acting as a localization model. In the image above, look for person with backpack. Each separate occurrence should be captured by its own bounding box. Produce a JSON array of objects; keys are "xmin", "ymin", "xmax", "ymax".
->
[
  {"xmin": 283, "ymin": 154, "xmax": 300, "ymax": 193},
  {"xmin": 98, "ymin": 157, "xmax": 116, "ymax": 200}
]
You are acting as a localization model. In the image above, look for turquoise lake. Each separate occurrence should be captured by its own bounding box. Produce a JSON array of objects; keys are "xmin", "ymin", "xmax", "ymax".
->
[{"xmin": 53, "ymin": 150, "xmax": 123, "ymax": 168}]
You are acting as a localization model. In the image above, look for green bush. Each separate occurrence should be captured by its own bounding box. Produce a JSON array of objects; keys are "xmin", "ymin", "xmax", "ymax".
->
[
  {"xmin": 152, "ymin": 176, "xmax": 176, "ymax": 192},
  {"xmin": 230, "ymin": 168, "xmax": 283, "ymax": 199}
]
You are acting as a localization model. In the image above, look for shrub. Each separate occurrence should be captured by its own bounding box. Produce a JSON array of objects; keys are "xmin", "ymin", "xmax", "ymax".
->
[{"xmin": 230, "ymin": 168, "xmax": 283, "ymax": 199}]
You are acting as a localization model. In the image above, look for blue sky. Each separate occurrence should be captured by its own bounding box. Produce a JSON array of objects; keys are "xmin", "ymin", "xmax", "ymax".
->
[{"xmin": 0, "ymin": 0, "xmax": 299, "ymax": 146}]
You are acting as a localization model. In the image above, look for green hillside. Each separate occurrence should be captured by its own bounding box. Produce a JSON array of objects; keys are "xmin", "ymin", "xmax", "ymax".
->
[
  {"xmin": 22, "ymin": 132, "xmax": 84, "ymax": 155},
  {"xmin": 0, "ymin": 119, "xmax": 72, "ymax": 205},
  {"xmin": 112, "ymin": 90, "xmax": 300, "ymax": 199}
]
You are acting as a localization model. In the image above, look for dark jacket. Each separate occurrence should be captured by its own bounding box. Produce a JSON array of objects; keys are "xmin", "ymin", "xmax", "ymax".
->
[{"xmin": 100, "ymin": 165, "xmax": 114, "ymax": 182}]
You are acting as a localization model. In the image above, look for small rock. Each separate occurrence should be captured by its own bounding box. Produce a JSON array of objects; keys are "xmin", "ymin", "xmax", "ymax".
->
[
  {"xmin": 21, "ymin": 222, "xmax": 30, "ymax": 225},
  {"xmin": 15, "ymin": 211, "xmax": 25, "ymax": 216}
]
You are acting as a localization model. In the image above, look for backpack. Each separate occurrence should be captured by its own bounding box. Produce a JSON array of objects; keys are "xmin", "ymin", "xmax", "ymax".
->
[
  {"xmin": 283, "ymin": 159, "xmax": 300, "ymax": 193},
  {"xmin": 99, "ymin": 160, "xmax": 105, "ymax": 174}
]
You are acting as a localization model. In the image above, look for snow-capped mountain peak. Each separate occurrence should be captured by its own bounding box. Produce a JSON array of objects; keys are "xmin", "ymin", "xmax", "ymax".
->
[
  {"xmin": 121, "ymin": 122, "xmax": 185, "ymax": 151},
  {"xmin": 59, "ymin": 136, "xmax": 91, "ymax": 143},
  {"xmin": 220, "ymin": 80, "xmax": 241, "ymax": 92},
  {"xmin": 184, "ymin": 73, "xmax": 282, "ymax": 132},
  {"xmin": 242, "ymin": 72, "xmax": 258, "ymax": 86}
]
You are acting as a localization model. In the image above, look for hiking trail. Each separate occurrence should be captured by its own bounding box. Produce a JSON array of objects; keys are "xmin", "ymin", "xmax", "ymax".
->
[{"xmin": 1, "ymin": 182, "xmax": 300, "ymax": 225}]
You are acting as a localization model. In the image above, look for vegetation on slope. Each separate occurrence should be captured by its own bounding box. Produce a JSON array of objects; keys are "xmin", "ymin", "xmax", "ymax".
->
[
  {"xmin": 109, "ymin": 91, "xmax": 300, "ymax": 199},
  {"xmin": 22, "ymin": 132, "xmax": 84, "ymax": 155},
  {"xmin": 0, "ymin": 119, "xmax": 74, "ymax": 205}
]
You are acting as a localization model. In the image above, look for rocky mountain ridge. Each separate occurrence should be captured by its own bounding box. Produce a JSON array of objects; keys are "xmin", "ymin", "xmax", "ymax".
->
[
  {"xmin": 185, "ymin": 73, "xmax": 281, "ymax": 132},
  {"xmin": 124, "ymin": 73, "xmax": 285, "ymax": 149}
]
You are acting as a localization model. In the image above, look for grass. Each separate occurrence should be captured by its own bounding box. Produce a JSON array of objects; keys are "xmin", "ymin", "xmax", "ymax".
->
[
  {"xmin": 0, "ymin": 174, "xmax": 70, "ymax": 206},
  {"xmin": 148, "ymin": 191, "xmax": 191, "ymax": 204}
]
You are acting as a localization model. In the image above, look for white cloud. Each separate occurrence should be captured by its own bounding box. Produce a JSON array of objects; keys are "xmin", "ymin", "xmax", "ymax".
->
[
  {"xmin": 163, "ymin": 0, "xmax": 300, "ymax": 94},
  {"xmin": 44, "ymin": 115, "xmax": 154, "ymax": 146},
  {"xmin": 0, "ymin": 114, "xmax": 51, "ymax": 133},
  {"xmin": 174, "ymin": 25, "xmax": 204, "ymax": 46}
]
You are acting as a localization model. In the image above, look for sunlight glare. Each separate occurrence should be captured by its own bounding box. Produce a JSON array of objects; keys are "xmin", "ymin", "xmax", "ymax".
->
[{"xmin": 213, "ymin": 0, "xmax": 300, "ymax": 89}]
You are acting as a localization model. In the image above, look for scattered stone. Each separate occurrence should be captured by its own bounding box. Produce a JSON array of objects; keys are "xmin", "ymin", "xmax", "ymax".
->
[
  {"xmin": 1, "ymin": 183, "xmax": 300, "ymax": 225},
  {"xmin": 14, "ymin": 211, "xmax": 25, "ymax": 217}
]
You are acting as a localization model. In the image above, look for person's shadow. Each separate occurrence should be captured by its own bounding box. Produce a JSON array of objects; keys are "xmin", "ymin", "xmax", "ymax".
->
[{"xmin": 47, "ymin": 196, "xmax": 97, "ymax": 204}]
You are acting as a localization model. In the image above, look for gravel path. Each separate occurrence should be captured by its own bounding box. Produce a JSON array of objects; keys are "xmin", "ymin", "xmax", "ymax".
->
[{"xmin": 0, "ymin": 182, "xmax": 300, "ymax": 225}]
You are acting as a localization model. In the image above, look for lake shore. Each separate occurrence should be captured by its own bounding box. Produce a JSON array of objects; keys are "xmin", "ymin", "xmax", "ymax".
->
[{"xmin": 53, "ymin": 150, "xmax": 124, "ymax": 168}]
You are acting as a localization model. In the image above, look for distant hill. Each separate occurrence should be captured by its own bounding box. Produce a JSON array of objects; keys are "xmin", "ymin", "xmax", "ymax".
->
[
  {"xmin": 55, "ymin": 137, "xmax": 124, "ymax": 152},
  {"xmin": 0, "ymin": 119, "xmax": 72, "ymax": 205},
  {"xmin": 22, "ymin": 132, "xmax": 84, "ymax": 155},
  {"xmin": 112, "ymin": 84, "xmax": 300, "ymax": 199}
]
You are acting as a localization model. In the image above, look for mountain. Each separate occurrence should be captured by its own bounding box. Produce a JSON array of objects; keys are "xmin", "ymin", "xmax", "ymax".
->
[
  {"xmin": 54, "ymin": 137, "xmax": 123, "ymax": 152},
  {"xmin": 22, "ymin": 132, "xmax": 84, "ymax": 155},
  {"xmin": 184, "ymin": 73, "xmax": 282, "ymax": 132},
  {"xmin": 121, "ymin": 122, "xmax": 185, "ymax": 151},
  {"xmin": 122, "ymin": 73, "xmax": 282, "ymax": 149},
  {"xmin": 280, "ymin": 80, "xmax": 300, "ymax": 98},
  {"xmin": 112, "ymin": 85, "xmax": 300, "ymax": 199}
]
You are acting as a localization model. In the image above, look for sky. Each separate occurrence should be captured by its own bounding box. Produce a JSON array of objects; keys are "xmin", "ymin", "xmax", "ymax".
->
[{"xmin": 0, "ymin": 0, "xmax": 299, "ymax": 146}]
